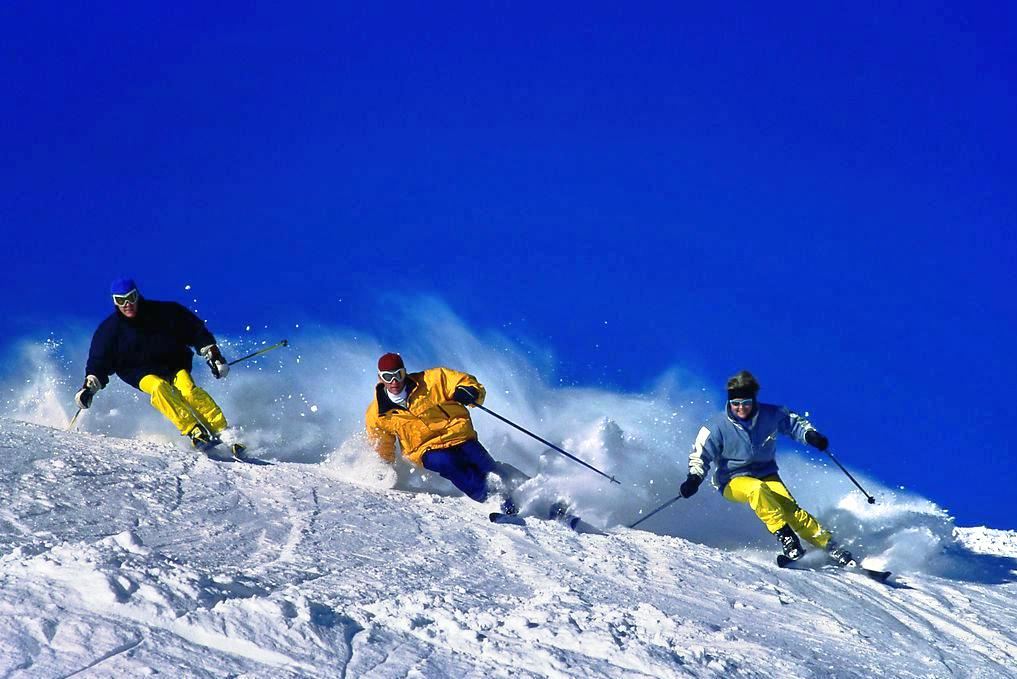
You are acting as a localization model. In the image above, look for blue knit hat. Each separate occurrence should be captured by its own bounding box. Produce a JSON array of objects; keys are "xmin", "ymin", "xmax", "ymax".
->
[{"xmin": 110, "ymin": 277, "xmax": 138, "ymax": 296}]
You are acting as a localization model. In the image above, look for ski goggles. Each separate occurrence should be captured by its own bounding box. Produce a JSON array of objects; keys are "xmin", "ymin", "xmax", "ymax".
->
[
  {"xmin": 379, "ymin": 368, "xmax": 406, "ymax": 383},
  {"xmin": 112, "ymin": 289, "xmax": 139, "ymax": 307},
  {"xmin": 728, "ymin": 398, "xmax": 755, "ymax": 408}
]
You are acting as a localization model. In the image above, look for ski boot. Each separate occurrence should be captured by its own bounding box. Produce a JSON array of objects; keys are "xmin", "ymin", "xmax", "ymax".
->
[
  {"xmin": 548, "ymin": 501, "xmax": 581, "ymax": 530},
  {"xmin": 774, "ymin": 524, "xmax": 805, "ymax": 561},
  {"xmin": 188, "ymin": 425, "xmax": 220, "ymax": 452},
  {"xmin": 499, "ymin": 495, "xmax": 520, "ymax": 516},
  {"xmin": 826, "ymin": 539, "xmax": 854, "ymax": 567}
]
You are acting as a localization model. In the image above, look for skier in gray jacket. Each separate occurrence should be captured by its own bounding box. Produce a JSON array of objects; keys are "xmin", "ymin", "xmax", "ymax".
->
[{"xmin": 679, "ymin": 370, "xmax": 853, "ymax": 564}]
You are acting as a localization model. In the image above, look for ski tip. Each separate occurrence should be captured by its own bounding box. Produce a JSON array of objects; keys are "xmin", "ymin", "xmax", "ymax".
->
[
  {"xmin": 776, "ymin": 554, "xmax": 798, "ymax": 568},
  {"xmin": 848, "ymin": 559, "xmax": 893, "ymax": 582},
  {"xmin": 570, "ymin": 519, "xmax": 608, "ymax": 536},
  {"xmin": 241, "ymin": 456, "xmax": 274, "ymax": 466},
  {"xmin": 869, "ymin": 569, "xmax": 893, "ymax": 582},
  {"xmin": 489, "ymin": 511, "xmax": 523, "ymax": 523}
]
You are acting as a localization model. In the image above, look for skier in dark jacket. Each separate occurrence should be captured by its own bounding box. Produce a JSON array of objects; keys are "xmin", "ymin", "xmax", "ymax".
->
[
  {"xmin": 74, "ymin": 277, "xmax": 237, "ymax": 452},
  {"xmin": 678, "ymin": 370, "xmax": 853, "ymax": 565}
]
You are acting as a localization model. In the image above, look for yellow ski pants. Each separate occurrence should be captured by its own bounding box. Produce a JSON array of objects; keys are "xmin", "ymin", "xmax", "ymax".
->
[
  {"xmin": 138, "ymin": 370, "xmax": 227, "ymax": 436},
  {"xmin": 723, "ymin": 475, "xmax": 831, "ymax": 548}
]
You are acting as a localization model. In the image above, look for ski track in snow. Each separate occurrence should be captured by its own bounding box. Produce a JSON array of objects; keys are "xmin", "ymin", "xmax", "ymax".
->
[{"xmin": 1, "ymin": 419, "xmax": 1016, "ymax": 678}]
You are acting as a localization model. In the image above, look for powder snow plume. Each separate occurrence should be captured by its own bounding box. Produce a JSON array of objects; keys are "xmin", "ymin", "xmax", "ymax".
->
[{"xmin": 0, "ymin": 298, "xmax": 999, "ymax": 580}]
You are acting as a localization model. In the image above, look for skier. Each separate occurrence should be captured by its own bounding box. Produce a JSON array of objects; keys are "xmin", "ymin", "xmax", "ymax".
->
[
  {"xmin": 74, "ymin": 277, "xmax": 241, "ymax": 454},
  {"xmin": 365, "ymin": 352, "xmax": 529, "ymax": 514},
  {"xmin": 678, "ymin": 370, "xmax": 853, "ymax": 565}
]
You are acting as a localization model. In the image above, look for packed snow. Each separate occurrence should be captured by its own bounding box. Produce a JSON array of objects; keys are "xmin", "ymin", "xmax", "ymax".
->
[
  {"xmin": 0, "ymin": 417, "xmax": 1015, "ymax": 677},
  {"xmin": 2, "ymin": 311, "xmax": 1016, "ymax": 676}
]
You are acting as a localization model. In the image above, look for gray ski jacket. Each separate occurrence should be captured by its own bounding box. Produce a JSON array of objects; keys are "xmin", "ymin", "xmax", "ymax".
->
[{"xmin": 688, "ymin": 402, "xmax": 817, "ymax": 492}]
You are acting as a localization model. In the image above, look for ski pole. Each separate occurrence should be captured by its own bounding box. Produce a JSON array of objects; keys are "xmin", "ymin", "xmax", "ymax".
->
[
  {"xmin": 629, "ymin": 494, "xmax": 683, "ymax": 528},
  {"xmin": 228, "ymin": 339, "xmax": 289, "ymax": 366},
  {"xmin": 475, "ymin": 404, "xmax": 620, "ymax": 484},
  {"xmin": 823, "ymin": 449, "xmax": 876, "ymax": 504},
  {"xmin": 67, "ymin": 408, "xmax": 82, "ymax": 431}
]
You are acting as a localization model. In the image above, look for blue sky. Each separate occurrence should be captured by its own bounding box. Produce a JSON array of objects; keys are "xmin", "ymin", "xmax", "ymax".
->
[{"xmin": 2, "ymin": 4, "xmax": 1015, "ymax": 528}]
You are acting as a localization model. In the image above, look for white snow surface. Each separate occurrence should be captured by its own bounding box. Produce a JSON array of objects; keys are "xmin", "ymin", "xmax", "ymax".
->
[{"xmin": 1, "ymin": 419, "xmax": 1016, "ymax": 678}]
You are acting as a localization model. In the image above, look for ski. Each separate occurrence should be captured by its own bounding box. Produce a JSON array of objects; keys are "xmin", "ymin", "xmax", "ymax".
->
[
  {"xmin": 776, "ymin": 554, "xmax": 892, "ymax": 583},
  {"xmin": 489, "ymin": 506, "xmax": 605, "ymax": 535},
  {"xmin": 204, "ymin": 442, "xmax": 273, "ymax": 466},
  {"xmin": 233, "ymin": 454, "xmax": 274, "ymax": 466},
  {"xmin": 775, "ymin": 554, "xmax": 799, "ymax": 569},
  {"xmin": 548, "ymin": 501, "xmax": 581, "ymax": 530},
  {"xmin": 229, "ymin": 444, "xmax": 274, "ymax": 466},
  {"xmin": 566, "ymin": 517, "xmax": 608, "ymax": 535},
  {"xmin": 489, "ymin": 512, "xmax": 526, "ymax": 526},
  {"xmin": 205, "ymin": 452, "xmax": 274, "ymax": 466}
]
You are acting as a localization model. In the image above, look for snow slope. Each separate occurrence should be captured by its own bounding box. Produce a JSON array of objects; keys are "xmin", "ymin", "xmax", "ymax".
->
[{"xmin": 1, "ymin": 419, "xmax": 1015, "ymax": 678}]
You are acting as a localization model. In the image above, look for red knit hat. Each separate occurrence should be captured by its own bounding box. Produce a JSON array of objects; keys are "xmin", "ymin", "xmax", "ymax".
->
[{"xmin": 377, "ymin": 353, "xmax": 404, "ymax": 372}]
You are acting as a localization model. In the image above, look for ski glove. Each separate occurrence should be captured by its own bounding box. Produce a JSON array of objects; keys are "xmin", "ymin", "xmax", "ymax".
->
[
  {"xmin": 201, "ymin": 345, "xmax": 230, "ymax": 379},
  {"xmin": 74, "ymin": 375, "xmax": 103, "ymax": 409},
  {"xmin": 453, "ymin": 385, "xmax": 479, "ymax": 406},
  {"xmin": 679, "ymin": 473, "xmax": 704, "ymax": 498},
  {"xmin": 805, "ymin": 430, "xmax": 829, "ymax": 452}
]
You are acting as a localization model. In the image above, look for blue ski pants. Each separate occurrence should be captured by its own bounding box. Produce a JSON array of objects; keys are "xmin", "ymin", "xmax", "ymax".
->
[{"xmin": 421, "ymin": 439, "xmax": 498, "ymax": 503}]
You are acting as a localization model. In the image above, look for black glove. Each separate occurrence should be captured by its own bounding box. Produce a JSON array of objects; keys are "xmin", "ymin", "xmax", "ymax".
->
[
  {"xmin": 202, "ymin": 345, "xmax": 230, "ymax": 379},
  {"xmin": 74, "ymin": 375, "xmax": 102, "ymax": 409},
  {"xmin": 805, "ymin": 430, "xmax": 829, "ymax": 452},
  {"xmin": 453, "ymin": 385, "xmax": 479, "ymax": 406},
  {"xmin": 679, "ymin": 473, "xmax": 704, "ymax": 498}
]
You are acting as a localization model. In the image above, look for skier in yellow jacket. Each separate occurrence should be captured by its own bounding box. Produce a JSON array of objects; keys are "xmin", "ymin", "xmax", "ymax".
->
[{"xmin": 365, "ymin": 353, "xmax": 528, "ymax": 512}]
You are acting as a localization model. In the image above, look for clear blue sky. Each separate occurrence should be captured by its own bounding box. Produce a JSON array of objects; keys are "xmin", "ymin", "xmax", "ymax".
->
[{"xmin": 2, "ymin": 4, "xmax": 1014, "ymax": 528}]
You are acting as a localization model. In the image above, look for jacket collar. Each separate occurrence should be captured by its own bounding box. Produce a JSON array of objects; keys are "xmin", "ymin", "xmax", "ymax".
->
[{"xmin": 376, "ymin": 375, "xmax": 419, "ymax": 415}]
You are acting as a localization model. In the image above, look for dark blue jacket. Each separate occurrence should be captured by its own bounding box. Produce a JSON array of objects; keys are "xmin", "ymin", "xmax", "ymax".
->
[
  {"xmin": 85, "ymin": 299, "xmax": 217, "ymax": 389},
  {"xmin": 687, "ymin": 402, "xmax": 816, "ymax": 492}
]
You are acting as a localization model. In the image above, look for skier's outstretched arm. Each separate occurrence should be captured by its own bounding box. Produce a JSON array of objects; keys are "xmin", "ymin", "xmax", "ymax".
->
[
  {"xmin": 681, "ymin": 425, "xmax": 718, "ymax": 498},
  {"xmin": 433, "ymin": 367, "xmax": 486, "ymax": 407},
  {"xmin": 780, "ymin": 407, "xmax": 828, "ymax": 451}
]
